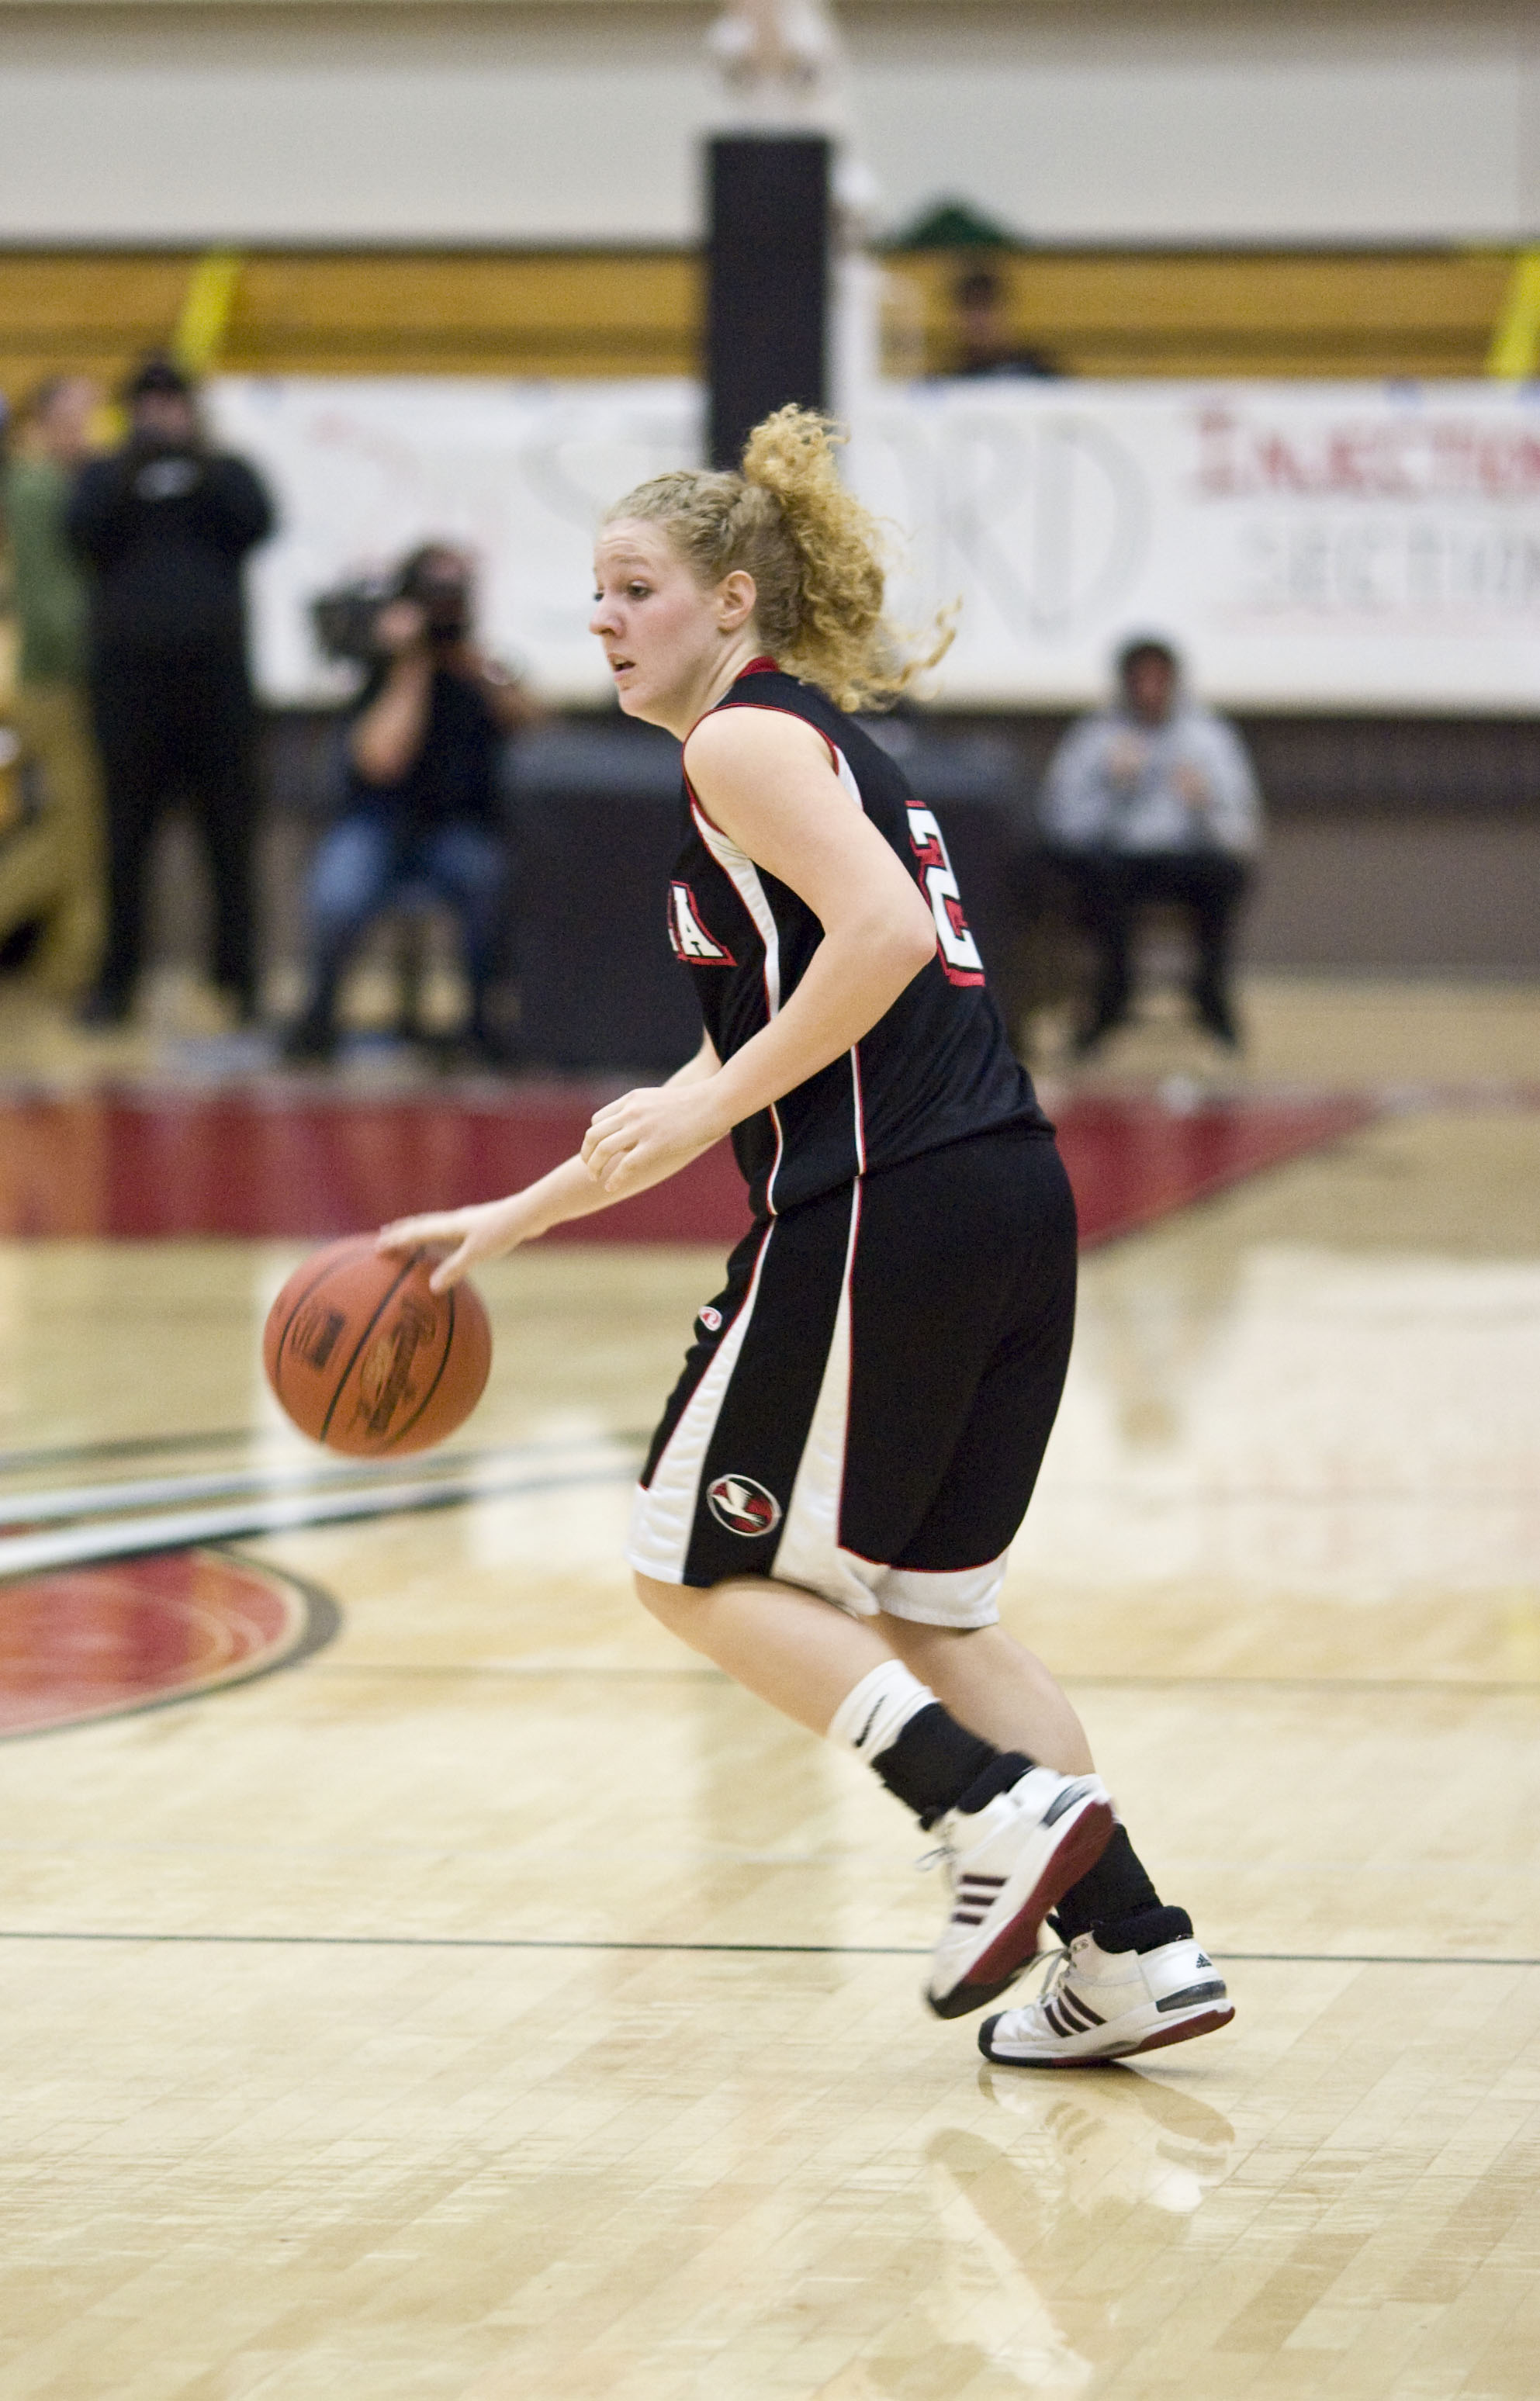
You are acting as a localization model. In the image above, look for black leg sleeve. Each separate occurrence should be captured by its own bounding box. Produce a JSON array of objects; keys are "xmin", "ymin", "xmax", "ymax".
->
[
  {"xmin": 90, "ymin": 672, "xmax": 165, "ymax": 1008},
  {"xmin": 183, "ymin": 666, "xmax": 261, "ymax": 1010}
]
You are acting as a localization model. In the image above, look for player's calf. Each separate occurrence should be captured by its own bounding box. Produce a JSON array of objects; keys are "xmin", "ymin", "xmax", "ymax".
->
[{"xmin": 827, "ymin": 1661, "xmax": 1115, "ymax": 2018}]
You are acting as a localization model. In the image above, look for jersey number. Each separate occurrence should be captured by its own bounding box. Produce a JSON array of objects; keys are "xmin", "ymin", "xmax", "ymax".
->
[{"xmin": 905, "ymin": 808, "xmax": 987, "ymax": 988}]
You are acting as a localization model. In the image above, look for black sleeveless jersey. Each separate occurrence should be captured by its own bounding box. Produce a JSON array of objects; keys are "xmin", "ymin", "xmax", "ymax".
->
[{"xmin": 667, "ymin": 660, "xmax": 1051, "ymax": 1219}]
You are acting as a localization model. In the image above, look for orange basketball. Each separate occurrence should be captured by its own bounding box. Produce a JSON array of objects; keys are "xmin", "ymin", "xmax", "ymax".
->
[{"xmin": 263, "ymin": 1236, "xmax": 492, "ymax": 1456}]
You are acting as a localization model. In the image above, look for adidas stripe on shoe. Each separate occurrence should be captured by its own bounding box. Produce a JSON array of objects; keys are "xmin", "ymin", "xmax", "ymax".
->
[
  {"xmin": 926, "ymin": 1766, "xmax": 1114, "ymax": 2021},
  {"xmin": 978, "ymin": 1920, "xmax": 1234, "ymax": 2067}
]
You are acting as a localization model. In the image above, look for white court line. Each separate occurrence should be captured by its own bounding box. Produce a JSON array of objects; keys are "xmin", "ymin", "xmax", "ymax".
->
[
  {"xmin": 0, "ymin": 1433, "xmax": 636, "ymax": 1531},
  {"xmin": 0, "ymin": 1449, "xmax": 642, "ymax": 1582}
]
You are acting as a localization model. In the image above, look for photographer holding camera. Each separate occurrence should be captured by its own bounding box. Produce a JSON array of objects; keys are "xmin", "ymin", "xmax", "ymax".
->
[
  {"xmin": 283, "ymin": 544, "xmax": 538, "ymax": 1067},
  {"xmin": 68, "ymin": 355, "xmax": 275, "ymax": 1026}
]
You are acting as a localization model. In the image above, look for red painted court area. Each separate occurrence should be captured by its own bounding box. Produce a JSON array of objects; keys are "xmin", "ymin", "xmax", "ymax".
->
[
  {"xmin": 0, "ymin": 1085, "xmax": 1370, "ymax": 1739},
  {"xmin": 0, "ymin": 1086, "xmax": 1372, "ymax": 1247},
  {"xmin": 0, "ymin": 1551, "xmax": 325, "ymax": 1736}
]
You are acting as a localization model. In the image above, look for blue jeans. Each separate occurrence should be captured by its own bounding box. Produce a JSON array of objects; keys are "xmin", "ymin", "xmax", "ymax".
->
[{"xmin": 302, "ymin": 813, "xmax": 509, "ymax": 1016}]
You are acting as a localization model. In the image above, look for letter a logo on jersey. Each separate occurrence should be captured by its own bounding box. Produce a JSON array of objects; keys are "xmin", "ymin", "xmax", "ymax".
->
[
  {"xmin": 707, "ymin": 1474, "xmax": 782, "ymax": 1537},
  {"xmin": 669, "ymin": 883, "xmax": 735, "ymax": 964}
]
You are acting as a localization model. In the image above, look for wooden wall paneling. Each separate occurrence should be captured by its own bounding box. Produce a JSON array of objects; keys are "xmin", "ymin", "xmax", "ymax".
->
[
  {"xmin": 885, "ymin": 247, "xmax": 1515, "ymax": 379},
  {"xmin": 0, "ymin": 246, "xmax": 1521, "ymax": 406}
]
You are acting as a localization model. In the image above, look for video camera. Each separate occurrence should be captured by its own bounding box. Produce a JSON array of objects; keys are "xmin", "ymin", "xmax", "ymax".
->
[{"xmin": 310, "ymin": 546, "xmax": 472, "ymax": 669}]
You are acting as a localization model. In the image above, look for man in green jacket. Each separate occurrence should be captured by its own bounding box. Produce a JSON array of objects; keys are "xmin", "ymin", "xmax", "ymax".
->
[{"xmin": 2, "ymin": 375, "xmax": 105, "ymax": 997}]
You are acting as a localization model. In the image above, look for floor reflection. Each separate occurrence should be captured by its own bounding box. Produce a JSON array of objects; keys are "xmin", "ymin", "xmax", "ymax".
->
[
  {"xmin": 1031, "ymin": 1235, "xmax": 1540, "ymax": 1611},
  {"xmin": 853, "ymin": 2072, "xmax": 1235, "ymax": 2397},
  {"xmin": 1071, "ymin": 1228, "xmax": 1244, "ymax": 1456}
]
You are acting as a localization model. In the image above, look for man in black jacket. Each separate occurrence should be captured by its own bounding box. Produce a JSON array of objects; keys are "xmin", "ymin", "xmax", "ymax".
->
[{"xmin": 68, "ymin": 355, "xmax": 275, "ymax": 1026}]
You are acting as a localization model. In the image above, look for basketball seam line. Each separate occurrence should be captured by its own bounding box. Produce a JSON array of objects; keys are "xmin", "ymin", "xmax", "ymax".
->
[
  {"xmin": 315, "ymin": 1249, "xmax": 422, "ymax": 1448},
  {"xmin": 275, "ymin": 1247, "xmax": 364, "ymax": 1372},
  {"xmin": 385, "ymin": 1282, "xmax": 461, "ymax": 1452}
]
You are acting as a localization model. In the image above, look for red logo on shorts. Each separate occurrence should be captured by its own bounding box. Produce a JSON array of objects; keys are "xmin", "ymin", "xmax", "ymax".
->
[
  {"xmin": 707, "ymin": 1475, "xmax": 782, "ymax": 1537},
  {"xmin": 698, "ymin": 1306, "xmax": 723, "ymax": 1333}
]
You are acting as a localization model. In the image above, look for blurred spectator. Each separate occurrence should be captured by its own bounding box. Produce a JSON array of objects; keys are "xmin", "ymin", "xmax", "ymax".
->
[
  {"xmin": 1040, "ymin": 636, "xmax": 1262, "ymax": 1053},
  {"xmin": 68, "ymin": 355, "xmax": 275, "ymax": 1026},
  {"xmin": 950, "ymin": 266, "xmax": 1056, "ymax": 379},
  {"xmin": 283, "ymin": 545, "xmax": 539, "ymax": 1068},
  {"xmin": 0, "ymin": 376, "xmax": 105, "ymax": 994}
]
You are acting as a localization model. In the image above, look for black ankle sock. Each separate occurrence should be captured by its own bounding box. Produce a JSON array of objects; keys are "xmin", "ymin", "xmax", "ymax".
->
[
  {"xmin": 872, "ymin": 1704, "xmax": 1032, "ymax": 1828},
  {"xmin": 953, "ymin": 1750, "xmax": 1036, "ymax": 1820},
  {"xmin": 1093, "ymin": 1904, "xmax": 1194, "ymax": 1954},
  {"xmin": 1052, "ymin": 1825, "xmax": 1163, "ymax": 1943}
]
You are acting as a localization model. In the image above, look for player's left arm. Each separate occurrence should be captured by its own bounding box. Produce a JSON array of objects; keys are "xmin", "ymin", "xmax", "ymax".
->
[
  {"xmin": 582, "ymin": 709, "xmax": 936, "ymax": 1196},
  {"xmin": 378, "ymin": 1030, "xmax": 721, "ymax": 1288}
]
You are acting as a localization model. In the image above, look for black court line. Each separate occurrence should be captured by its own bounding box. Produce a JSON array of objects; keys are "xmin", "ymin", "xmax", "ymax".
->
[
  {"xmin": 0, "ymin": 1427, "xmax": 255, "ymax": 1477},
  {"xmin": 0, "ymin": 1930, "xmax": 1534, "ymax": 1967},
  {"xmin": 1044, "ymin": 1487, "xmax": 1540, "ymax": 1507},
  {"xmin": 1220, "ymin": 1952, "xmax": 1540, "ymax": 1967},
  {"xmin": 314, "ymin": 1662, "xmax": 727, "ymax": 1681},
  {"xmin": 306, "ymin": 1661, "xmax": 1540, "ymax": 1695},
  {"xmin": 1061, "ymin": 1674, "xmax": 1540, "ymax": 1696}
]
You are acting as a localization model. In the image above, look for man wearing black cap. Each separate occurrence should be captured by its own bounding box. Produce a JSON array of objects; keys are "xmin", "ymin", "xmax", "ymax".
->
[{"xmin": 67, "ymin": 355, "xmax": 275, "ymax": 1026}]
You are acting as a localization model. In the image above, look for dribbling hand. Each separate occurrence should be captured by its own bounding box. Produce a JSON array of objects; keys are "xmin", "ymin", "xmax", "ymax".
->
[{"xmin": 377, "ymin": 1198, "xmax": 528, "ymax": 1292}]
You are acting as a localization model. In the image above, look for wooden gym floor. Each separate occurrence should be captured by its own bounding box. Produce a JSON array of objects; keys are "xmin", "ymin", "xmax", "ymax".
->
[{"xmin": 0, "ymin": 975, "xmax": 1537, "ymax": 2398}]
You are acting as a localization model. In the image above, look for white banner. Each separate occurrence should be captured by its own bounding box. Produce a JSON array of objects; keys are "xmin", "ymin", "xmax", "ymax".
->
[
  {"xmin": 211, "ymin": 375, "xmax": 1540, "ymax": 713},
  {"xmin": 209, "ymin": 377, "xmax": 699, "ymax": 707}
]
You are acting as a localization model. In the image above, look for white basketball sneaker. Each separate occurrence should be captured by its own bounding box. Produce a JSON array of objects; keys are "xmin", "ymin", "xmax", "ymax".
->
[
  {"xmin": 978, "ymin": 1911, "xmax": 1234, "ymax": 2066},
  {"xmin": 926, "ymin": 1767, "xmax": 1115, "ymax": 2020}
]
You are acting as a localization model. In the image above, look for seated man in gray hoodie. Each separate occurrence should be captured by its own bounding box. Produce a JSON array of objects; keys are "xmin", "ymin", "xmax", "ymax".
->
[{"xmin": 1040, "ymin": 636, "xmax": 1261, "ymax": 1053}]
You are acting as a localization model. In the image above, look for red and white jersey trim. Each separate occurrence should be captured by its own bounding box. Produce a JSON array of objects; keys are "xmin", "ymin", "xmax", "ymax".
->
[
  {"xmin": 683, "ymin": 784, "xmax": 785, "ymax": 1206},
  {"xmin": 683, "ymin": 731, "xmax": 870, "ymax": 1211},
  {"xmin": 850, "ymin": 1045, "xmax": 867, "ymax": 1176},
  {"xmin": 686, "ymin": 790, "xmax": 782, "ymax": 1015},
  {"xmin": 627, "ymin": 1181, "xmax": 1013, "ymax": 1629},
  {"xmin": 628, "ymin": 1220, "xmax": 774, "ymax": 1574}
]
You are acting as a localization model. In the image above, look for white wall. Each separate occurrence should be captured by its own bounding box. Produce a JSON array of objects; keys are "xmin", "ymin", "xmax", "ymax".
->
[
  {"xmin": 857, "ymin": 5, "xmax": 1540, "ymax": 245},
  {"xmin": 0, "ymin": 1, "xmax": 1535, "ymax": 246},
  {"xmin": 0, "ymin": 5, "xmax": 718, "ymax": 244}
]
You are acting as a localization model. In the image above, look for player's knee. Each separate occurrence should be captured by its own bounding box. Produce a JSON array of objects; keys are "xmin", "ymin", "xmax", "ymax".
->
[
  {"xmin": 877, "ymin": 1613, "xmax": 978, "ymax": 1666},
  {"xmin": 633, "ymin": 1570, "xmax": 700, "ymax": 1635}
]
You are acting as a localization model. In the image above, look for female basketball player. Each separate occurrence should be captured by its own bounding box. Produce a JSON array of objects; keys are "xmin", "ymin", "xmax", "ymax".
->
[{"xmin": 379, "ymin": 410, "xmax": 1232, "ymax": 2064}]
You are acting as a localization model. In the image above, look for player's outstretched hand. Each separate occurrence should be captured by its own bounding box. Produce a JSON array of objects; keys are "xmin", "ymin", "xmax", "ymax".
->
[
  {"xmin": 581, "ymin": 1081, "xmax": 724, "ymax": 1199},
  {"xmin": 376, "ymin": 1198, "xmax": 528, "ymax": 1293}
]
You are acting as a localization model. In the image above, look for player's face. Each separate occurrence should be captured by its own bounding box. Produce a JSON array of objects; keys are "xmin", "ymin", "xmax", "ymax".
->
[{"xmin": 590, "ymin": 521, "xmax": 726, "ymax": 724}]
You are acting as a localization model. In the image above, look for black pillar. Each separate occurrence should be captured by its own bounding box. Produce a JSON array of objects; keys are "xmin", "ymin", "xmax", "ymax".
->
[{"xmin": 706, "ymin": 134, "xmax": 831, "ymax": 471}]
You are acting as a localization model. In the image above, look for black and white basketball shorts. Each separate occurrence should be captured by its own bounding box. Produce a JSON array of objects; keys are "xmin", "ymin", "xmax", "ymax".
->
[{"xmin": 628, "ymin": 1126, "xmax": 1077, "ymax": 1628}]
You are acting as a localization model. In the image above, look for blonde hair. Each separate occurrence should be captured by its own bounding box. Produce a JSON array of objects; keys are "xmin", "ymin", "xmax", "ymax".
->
[{"xmin": 604, "ymin": 406, "xmax": 952, "ymax": 713}]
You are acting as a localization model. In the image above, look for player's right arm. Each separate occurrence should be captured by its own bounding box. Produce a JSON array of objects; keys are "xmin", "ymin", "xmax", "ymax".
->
[{"xmin": 377, "ymin": 1029, "xmax": 721, "ymax": 1290}]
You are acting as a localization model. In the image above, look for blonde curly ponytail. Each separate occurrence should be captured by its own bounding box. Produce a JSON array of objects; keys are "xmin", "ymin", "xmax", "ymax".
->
[{"xmin": 604, "ymin": 407, "xmax": 952, "ymax": 713}]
